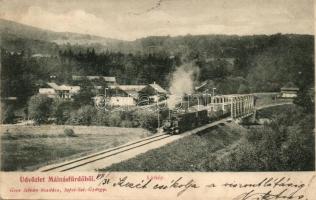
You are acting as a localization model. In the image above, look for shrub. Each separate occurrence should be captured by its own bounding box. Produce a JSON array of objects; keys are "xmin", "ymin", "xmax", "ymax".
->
[
  {"xmin": 28, "ymin": 94, "xmax": 53, "ymax": 124},
  {"xmin": 133, "ymin": 110, "xmax": 158, "ymax": 132},
  {"xmin": 120, "ymin": 120, "xmax": 134, "ymax": 128},
  {"xmin": 92, "ymin": 110, "xmax": 110, "ymax": 126},
  {"xmin": 108, "ymin": 112, "xmax": 122, "ymax": 127},
  {"xmin": 64, "ymin": 128, "xmax": 77, "ymax": 137},
  {"xmin": 67, "ymin": 105, "xmax": 97, "ymax": 126}
]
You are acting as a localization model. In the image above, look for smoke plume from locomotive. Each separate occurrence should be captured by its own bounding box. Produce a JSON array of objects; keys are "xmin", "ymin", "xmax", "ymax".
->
[{"xmin": 167, "ymin": 63, "xmax": 199, "ymax": 109}]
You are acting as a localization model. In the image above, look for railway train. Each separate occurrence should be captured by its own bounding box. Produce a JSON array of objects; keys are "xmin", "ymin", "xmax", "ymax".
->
[{"xmin": 162, "ymin": 108, "xmax": 230, "ymax": 134}]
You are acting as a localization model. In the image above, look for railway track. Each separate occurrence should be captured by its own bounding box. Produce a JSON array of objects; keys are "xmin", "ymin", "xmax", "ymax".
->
[
  {"xmin": 38, "ymin": 117, "xmax": 231, "ymax": 172},
  {"xmin": 38, "ymin": 133, "xmax": 172, "ymax": 172},
  {"xmin": 38, "ymin": 100, "xmax": 290, "ymax": 172}
]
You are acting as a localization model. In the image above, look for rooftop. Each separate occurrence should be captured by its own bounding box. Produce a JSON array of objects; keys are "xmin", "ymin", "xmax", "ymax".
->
[
  {"xmin": 46, "ymin": 82, "xmax": 80, "ymax": 92},
  {"xmin": 110, "ymin": 85, "xmax": 146, "ymax": 91},
  {"xmin": 281, "ymin": 82, "xmax": 299, "ymax": 90},
  {"xmin": 72, "ymin": 75, "xmax": 116, "ymax": 82},
  {"xmin": 148, "ymin": 83, "xmax": 168, "ymax": 94}
]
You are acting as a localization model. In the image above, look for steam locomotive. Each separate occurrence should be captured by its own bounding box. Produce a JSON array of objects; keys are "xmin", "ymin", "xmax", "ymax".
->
[{"xmin": 162, "ymin": 108, "xmax": 230, "ymax": 134}]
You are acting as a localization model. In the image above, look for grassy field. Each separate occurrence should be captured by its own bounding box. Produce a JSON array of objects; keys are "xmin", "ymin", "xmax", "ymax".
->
[
  {"xmin": 1, "ymin": 125, "xmax": 150, "ymax": 171},
  {"xmin": 100, "ymin": 123, "xmax": 244, "ymax": 171}
]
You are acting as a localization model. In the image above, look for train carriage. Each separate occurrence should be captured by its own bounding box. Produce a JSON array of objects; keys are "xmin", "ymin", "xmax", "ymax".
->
[{"xmin": 162, "ymin": 107, "xmax": 232, "ymax": 135}]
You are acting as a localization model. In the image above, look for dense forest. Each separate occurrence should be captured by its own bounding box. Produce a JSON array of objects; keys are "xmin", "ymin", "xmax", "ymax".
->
[{"xmin": 0, "ymin": 19, "xmax": 314, "ymax": 111}]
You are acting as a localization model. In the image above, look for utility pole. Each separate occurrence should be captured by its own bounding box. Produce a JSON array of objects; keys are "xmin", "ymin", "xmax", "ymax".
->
[
  {"xmin": 157, "ymin": 109, "xmax": 160, "ymax": 129},
  {"xmin": 204, "ymin": 89, "xmax": 209, "ymax": 106},
  {"xmin": 104, "ymin": 87, "xmax": 109, "ymax": 97},
  {"xmin": 154, "ymin": 82, "xmax": 160, "ymax": 130},
  {"xmin": 212, "ymin": 87, "xmax": 216, "ymax": 97}
]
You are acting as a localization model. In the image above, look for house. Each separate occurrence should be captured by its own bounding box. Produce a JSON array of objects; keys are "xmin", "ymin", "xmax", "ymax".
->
[
  {"xmin": 93, "ymin": 83, "xmax": 167, "ymax": 107},
  {"xmin": 1, "ymin": 97, "xmax": 17, "ymax": 101},
  {"xmin": 38, "ymin": 88, "xmax": 56, "ymax": 98},
  {"xmin": 205, "ymin": 57, "xmax": 235, "ymax": 65},
  {"xmin": 110, "ymin": 85, "xmax": 146, "ymax": 99},
  {"xmin": 109, "ymin": 96, "xmax": 136, "ymax": 106},
  {"xmin": 139, "ymin": 82, "xmax": 168, "ymax": 102},
  {"xmin": 72, "ymin": 76, "xmax": 117, "ymax": 85},
  {"xmin": 280, "ymin": 82, "xmax": 299, "ymax": 98},
  {"xmin": 103, "ymin": 77, "xmax": 116, "ymax": 85},
  {"xmin": 39, "ymin": 82, "xmax": 80, "ymax": 99},
  {"xmin": 93, "ymin": 86, "xmax": 142, "ymax": 107},
  {"xmin": 105, "ymin": 85, "xmax": 146, "ymax": 106},
  {"xmin": 31, "ymin": 54, "xmax": 51, "ymax": 58},
  {"xmin": 93, "ymin": 94, "xmax": 136, "ymax": 107}
]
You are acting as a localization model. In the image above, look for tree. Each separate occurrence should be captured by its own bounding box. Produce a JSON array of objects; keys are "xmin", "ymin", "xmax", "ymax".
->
[
  {"xmin": 1, "ymin": 104, "xmax": 15, "ymax": 124},
  {"xmin": 28, "ymin": 95, "xmax": 53, "ymax": 124},
  {"xmin": 237, "ymin": 84, "xmax": 250, "ymax": 94},
  {"xmin": 293, "ymin": 89, "xmax": 314, "ymax": 113},
  {"xmin": 73, "ymin": 78, "xmax": 94, "ymax": 106},
  {"xmin": 53, "ymin": 100, "xmax": 74, "ymax": 124}
]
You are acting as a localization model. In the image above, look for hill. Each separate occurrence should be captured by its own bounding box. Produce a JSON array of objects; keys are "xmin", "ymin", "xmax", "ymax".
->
[
  {"xmin": 0, "ymin": 19, "xmax": 122, "ymax": 53},
  {"xmin": 0, "ymin": 19, "xmax": 314, "ymax": 106}
]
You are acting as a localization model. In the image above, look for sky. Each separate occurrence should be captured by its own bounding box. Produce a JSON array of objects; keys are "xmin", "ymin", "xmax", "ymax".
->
[{"xmin": 0, "ymin": 0, "xmax": 314, "ymax": 41}]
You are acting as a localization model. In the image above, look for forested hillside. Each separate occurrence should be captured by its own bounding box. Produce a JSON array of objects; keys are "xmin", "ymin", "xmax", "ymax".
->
[{"xmin": 1, "ymin": 19, "xmax": 314, "ymax": 107}]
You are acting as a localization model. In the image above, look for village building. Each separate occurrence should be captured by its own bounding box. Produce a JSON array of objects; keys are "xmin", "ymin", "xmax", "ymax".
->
[
  {"xmin": 139, "ymin": 83, "xmax": 168, "ymax": 102},
  {"xmin": 93, "ymin": 86, "xmax": 136, "ymax": 107},
  {"xmin": 39, "ymin": 82, "xmax": 80, "ymax": 99},
  {"xmin": 109, "ymin": 96, "xmax": 136, "ymax": 106},
  {"xmin": 72, "ymin": 75, "xmax": 117, "ymax": 85},
  {"xmin": 31, "ymin": 53, "xmax": 51, "ymax": 58},
  {"xmin": 106, "ymin": 85, "xmax": 146, "ymax": 106},
  {"xmin": 93, "ymin": 83, "xmax": 167, "ymax": 107},
  {"xmin": 110, "ymin": 85, "xmax": 146, "ymax": 98},
  {"xmin": 280, "ymin": 82, "xmax": 299, "ymax": 98},
  {"xmin": 1, "ymin": 97, "xmax": 17, "ymax": 101}
]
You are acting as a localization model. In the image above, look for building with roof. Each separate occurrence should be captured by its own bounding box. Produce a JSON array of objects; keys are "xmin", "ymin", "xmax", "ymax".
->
[
  {"xmin": 39, "ymin": 82, "xmax": 80, "ymax": 99},
  {"xmin": 139, "ymin": 82, "xmax": 168, "ymax": 102},
  {"xmin": 38, "ymin": 88, "xmax": 56, "ymax": 98},
  {"xmin": 109, "ymin": 85, "xmax": 146, "ymax": 99},
  {"xmin": 109, "ymin": 97, "xmax": 136, "ymax": 106},
  {"xmin": 92, "ymin": 83, "xmax": 168, "ymax": 107},
  {"xmin": 31, "ymin": 54, "xmax": 51, "ymax": 58},
  {"xmin": 72, "ymin": 75, "xmax": 116, "ymax": 85},
  {"xmin": 280, "ymin": 82, "xmax": 299, "ymax": 98},
  {"xmin": 102, "ymin": 85, "xmax": 146, "ymax": 106},
  {"xmin": 92, "ymin": 85, "xmax": 143, "ymax": 107}
]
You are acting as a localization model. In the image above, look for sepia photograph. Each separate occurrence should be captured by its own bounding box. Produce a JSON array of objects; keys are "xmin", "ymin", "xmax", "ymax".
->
[{"xmin": 0, "ymin": 0, "xmax": 314, "ymax": 176}]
